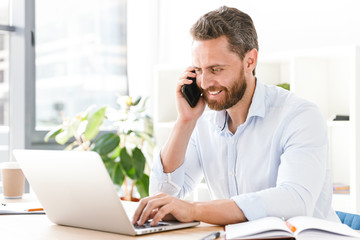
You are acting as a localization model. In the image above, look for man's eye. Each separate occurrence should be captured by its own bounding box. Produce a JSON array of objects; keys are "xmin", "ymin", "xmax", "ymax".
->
[
  {"xmin": 212, "ymin": 68, "xmax": 221, "ymax": 73},
  {"xmin": 195, "ymin": 69, "xmax": 201, "ymax": 74}
]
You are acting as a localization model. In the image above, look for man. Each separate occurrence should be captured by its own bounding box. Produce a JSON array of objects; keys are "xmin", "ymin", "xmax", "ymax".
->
[{"xmin": 132, "ymin": 6, "xmax": 339, "ymax": 226}]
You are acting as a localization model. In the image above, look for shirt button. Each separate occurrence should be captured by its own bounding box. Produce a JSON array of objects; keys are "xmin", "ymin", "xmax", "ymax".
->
[{"xmin": 228, "ymin": 171, "xmax": 233, "ymax": 176}]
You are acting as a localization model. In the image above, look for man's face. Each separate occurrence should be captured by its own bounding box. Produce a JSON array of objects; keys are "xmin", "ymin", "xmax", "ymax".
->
[{"xmin": 192, "ymin": 36, "xmax": 247, "ymax": 111}]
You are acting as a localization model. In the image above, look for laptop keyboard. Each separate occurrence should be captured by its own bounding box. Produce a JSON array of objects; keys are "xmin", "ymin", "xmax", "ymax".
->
[{"xmin": 134, "ymin": 221, "xmax": 170, "ymax": 229}]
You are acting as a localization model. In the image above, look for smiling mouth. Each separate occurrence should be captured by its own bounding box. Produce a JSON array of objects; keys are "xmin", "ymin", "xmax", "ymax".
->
[{"xmin": 208, "ymin": 90, "xmax": 222, "ymax": 96}]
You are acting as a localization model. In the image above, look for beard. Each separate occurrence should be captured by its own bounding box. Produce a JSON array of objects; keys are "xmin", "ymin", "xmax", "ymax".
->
[{"xmin": 201, "ymin": 71, "xmax": 247, "ymax": 111}]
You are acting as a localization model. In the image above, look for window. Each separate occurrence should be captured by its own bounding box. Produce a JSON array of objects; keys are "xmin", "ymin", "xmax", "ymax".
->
[
  {"xmin": 35, "ymin": 0, "xmax": 128, "ymax": 131},
  {"xmin": 0, "ymin": 0, "xmax": 128, "ymax": 153},
  {"xmin": 0, "ymin": 1, "xmax": 9, "ymax": 26},
  {"xmin": 0, "ymin": 1, "xmax": 10, "ymax": 133},
  {"xmin": 0, "ymin": 32, "xmax": 9, "ymax": 128},
  {"xmin": 2, "ymin": 0, "xmax": 127, "ymax": 192},
  {"xmin": 0, "ymin": 0, "xmax": 10, "ymax": 193},
  {"xmin": 0, "ymin": 1, "xmax": 10, "ymax": 128}
]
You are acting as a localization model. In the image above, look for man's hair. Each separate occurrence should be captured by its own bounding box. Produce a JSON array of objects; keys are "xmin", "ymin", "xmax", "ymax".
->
[{"xmin": 190, "ymin": 6, "xmax": 258, "ymax": 75}]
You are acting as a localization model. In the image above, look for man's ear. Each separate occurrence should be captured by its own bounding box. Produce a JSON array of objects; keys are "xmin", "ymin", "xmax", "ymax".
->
[{"xmin": 244, "ymin": 48, "xmax": 258, "ymax": 75}]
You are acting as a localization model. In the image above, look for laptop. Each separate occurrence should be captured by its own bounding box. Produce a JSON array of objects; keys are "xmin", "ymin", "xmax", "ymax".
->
[{"xmin": 13, "ymin": 149, "xmax": 200, "ymax": 235}]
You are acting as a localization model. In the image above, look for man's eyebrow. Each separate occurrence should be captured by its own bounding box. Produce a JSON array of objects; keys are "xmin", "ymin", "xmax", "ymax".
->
[{"xmin": 193, "ymin": 64, "xmax": 228, "ymax": 69}]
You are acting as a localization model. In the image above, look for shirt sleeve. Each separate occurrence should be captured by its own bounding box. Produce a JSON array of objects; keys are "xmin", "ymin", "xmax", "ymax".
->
[
  {"xmin": 149, "ymin": 130, "xmax": 204, "ymax": 199},
  {"xmin": 232, "ymin": 103, "xmax": 329, "ymax": 221}
]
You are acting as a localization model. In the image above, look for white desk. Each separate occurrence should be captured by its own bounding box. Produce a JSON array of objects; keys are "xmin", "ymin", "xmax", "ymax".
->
[{"xmin": 1, "ymin": 194, "xmax": 224, "ymax": 240}]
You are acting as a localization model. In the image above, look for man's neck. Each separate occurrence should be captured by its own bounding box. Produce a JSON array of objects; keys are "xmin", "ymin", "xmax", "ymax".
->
[{"xmin": 227, "ymin": 77, "xmax": 256, "ymax": 134}]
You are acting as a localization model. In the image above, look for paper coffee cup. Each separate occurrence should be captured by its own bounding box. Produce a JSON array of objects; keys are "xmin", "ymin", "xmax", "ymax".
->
[{"xmin": 1, "ymin": 162, "xmax": 25, "ymax": 199}]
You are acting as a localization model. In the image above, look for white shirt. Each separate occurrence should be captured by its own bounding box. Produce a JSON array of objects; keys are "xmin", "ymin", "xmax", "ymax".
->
[{"xmin": 150, "ymin": 80, "xmax": 339, "ymax": 222}]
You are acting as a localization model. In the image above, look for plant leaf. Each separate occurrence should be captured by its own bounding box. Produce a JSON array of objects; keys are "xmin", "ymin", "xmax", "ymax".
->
[
  {"xmin": 92, "ymin": 132, "xmax": 120, "ymax": 155},
  {"xmin": 84, "ymin": 106, "xmax": 107, "ymax": 141},
  {"xmin": 119, "ymin": 147, "xmax": 146, "ymax": 180},
  {"xmin": 109, "ymin": 145, "xmax": 121, "ymax": 160},
  {"xmin": 112, "ymin": 162, "xmax": 125, "ymax": 186},
  {"xmin": 102, "ymin": 155, "xmax": 115, "ymax": 175},
  {"xmin": 132, "ymin": 147, "xmax": 145, "ymax": 179},
  {"xmin": 76, "ymin": 120, "xmax": 88, "ymax": 139},
  {"xmin": 80, "ymin": 105, "xmax": 96, "ymax": 120},
  {"xmin": 144, "ymin": 115, "xmax": 154, "ymax": 137},
  {"xmin": 68, "ymin": 116, "xmax": 82, "ymax": 137},
  {"xmin": 135, "ymin": 174, "xmax": 149, "ymax": 198},
  {"xmin": 54, "ymin": 129, "xmax": 74, "ymax": 145},
  {"xmin": 131, "ymin": 96, "xmax": 141, "ymax": 106},
  {"xmin": 120, "ymin": 147, "xmax": 136, "ymax": 179},
  {"xmin": 277, "ymin": 83, "xmax": 290, "ymax": 91},
  {"xmin": 44, "ymin": 125, "xmax": 63, "ymax": 142},
  {"xmin": 125, "ymin": 134, "xmax": 143, "ymax": 146},
  {"xmin": 141, "ymin": 96, "xmax": 149, "ymax": 109}
]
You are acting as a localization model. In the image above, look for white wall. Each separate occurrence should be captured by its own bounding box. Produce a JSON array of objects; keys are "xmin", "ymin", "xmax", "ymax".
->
[
  {"xmin": 127, "ymin": 0, "xmax": 159, "ymax": 114},
  {"xmin": 127, "ymin": 0, "xmax": 360, "ymax": 115}
]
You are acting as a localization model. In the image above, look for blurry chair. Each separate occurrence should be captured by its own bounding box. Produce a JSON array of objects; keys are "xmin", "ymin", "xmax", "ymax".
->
[{"xmin": 336, "ymin": 211, "xmax": 360, "ymax": 230}]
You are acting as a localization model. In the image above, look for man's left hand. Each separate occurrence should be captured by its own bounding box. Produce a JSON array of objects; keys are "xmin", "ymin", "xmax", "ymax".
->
[{"xmin": 132, "ymin": 192, "xmax": 196, "ymax": 226}]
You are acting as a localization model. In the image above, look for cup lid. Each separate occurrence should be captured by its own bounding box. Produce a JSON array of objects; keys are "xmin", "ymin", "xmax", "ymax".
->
[{"xmin": 1, "ymin": 162, "xmax": 21, "ymax": 169}]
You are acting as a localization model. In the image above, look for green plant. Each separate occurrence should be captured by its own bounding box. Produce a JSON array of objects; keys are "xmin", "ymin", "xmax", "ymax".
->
[
  {"xmin": 44, "ymin": 96, "xmax": 154, "ymax": 201},
  {"xmin": 277, "ymin": 83, "xmax": 290, "ymax": 91}
]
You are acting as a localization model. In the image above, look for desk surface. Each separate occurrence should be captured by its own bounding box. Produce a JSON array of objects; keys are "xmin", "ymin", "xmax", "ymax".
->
[{"xmin": 1, "ymin": 195, "xmax": 225, "ymax": 240}]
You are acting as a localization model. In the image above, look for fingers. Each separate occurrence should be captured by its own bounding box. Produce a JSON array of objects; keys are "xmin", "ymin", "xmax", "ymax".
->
[
  {"xmin": 132, "ymin": 195, "xmax": 152, "ymax": 224},
  {"xmin": 149, "ymin": 208, "xmax": 159, "ymax": 219},
  {"xmin": 151, "ymin": 204, "xmax": 173, "ymax": 226},
  {"xmin": 177, "ymin": 78, "xmax": 193, "ymax": 92},
  {"xmin": 177, "ymin": 68, "xmax": 197, "ymax": 90},
  {"xmin": 132, "ymin": 193, "xmax": 195, "ymax": 227},
  {"xmin": 180, "ymin": 69, "xmax": 196, "ymax": 80},
  {"xmin": 185, "ymin": 66, "xmax": 195, "ymax": 72},
  {"xmin": 137, "ymin": 196, "xmax": 170, "ymax": 225},
  {"xmin": 132, "ymin": 193, "xmax": 167, "ymax": 225}
]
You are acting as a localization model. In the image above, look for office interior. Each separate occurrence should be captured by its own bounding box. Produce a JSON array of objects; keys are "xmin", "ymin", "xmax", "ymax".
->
[{"xmin": 1, "ymin": 0, "xmax": 360, "ymax": 215}]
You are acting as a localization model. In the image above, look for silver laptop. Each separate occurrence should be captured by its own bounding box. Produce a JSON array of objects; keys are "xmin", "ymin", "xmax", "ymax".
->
[{"xmin": 13, "ymin": 149, "xmax": 199, "ymax": 235}]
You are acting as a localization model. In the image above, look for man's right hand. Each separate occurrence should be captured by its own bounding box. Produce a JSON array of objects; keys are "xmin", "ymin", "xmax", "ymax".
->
[{"xmin": 175, "ymin": 67, "xmax": 206, "ymax": 124}]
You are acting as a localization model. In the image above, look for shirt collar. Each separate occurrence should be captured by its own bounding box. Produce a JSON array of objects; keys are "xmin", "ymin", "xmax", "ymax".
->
[
  {"xmin": 213, "ymin": 79, "xmax": 266, "ymax": 131},
  {"xmin": 213, "ymin": 110, "xmax": 228, "ymax": 131},
  {"xmin": 247, "ymin": 79, "xmax": 266, "ymax": 119}
]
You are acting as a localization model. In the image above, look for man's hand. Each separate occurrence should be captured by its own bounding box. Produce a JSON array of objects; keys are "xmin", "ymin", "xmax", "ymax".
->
[
  {"xmin": 132, "ymin": 192, "xmax": 247, "ymax": 226},
  {"xmin": 176, "ymin": 67, "xmax": 206, "ymax": 123},
  {"xmin": 160, "ymin": 67, "xmax": 206, "ymax": 173},
  {"xmin": 132, "ymin": 192, "xmax": 196, "ymax": 226}
]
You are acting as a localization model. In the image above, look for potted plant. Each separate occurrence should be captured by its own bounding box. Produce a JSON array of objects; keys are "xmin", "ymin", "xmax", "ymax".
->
[{"xmin": 44, "ymin": 96, "xmax": 154, "ymax": 201}]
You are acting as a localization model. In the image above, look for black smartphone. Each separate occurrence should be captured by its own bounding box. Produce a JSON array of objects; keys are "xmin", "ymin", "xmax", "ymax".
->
[{"xmin": 181, "ymin": 71, "xmax": 202, "ymax": 108}]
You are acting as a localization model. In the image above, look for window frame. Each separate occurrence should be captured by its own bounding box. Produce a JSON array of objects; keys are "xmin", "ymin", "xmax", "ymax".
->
[
  {"xmin": 0, "ymin": 25, "xmax": 15, "ymax": 32},
  {"xmin": 8, "ymin": 0, "xmax": 36, "ymax": 153},
  {"xmin": 10, "ymin": 0, "xmax": 129, "ymax": 151}
]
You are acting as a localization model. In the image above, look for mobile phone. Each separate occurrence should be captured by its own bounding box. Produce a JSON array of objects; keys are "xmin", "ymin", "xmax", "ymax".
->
[{"xmin": 181, "ymin": 71, "xmax": 202, "ymax": 108}]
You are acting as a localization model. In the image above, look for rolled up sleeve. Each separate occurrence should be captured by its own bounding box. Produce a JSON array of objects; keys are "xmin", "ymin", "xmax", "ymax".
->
[
  {"xmin": 149, "ymin": 133, "xmax": 204, "ymax": 199},
  {"xmin": 149, "ymin": 149, "xmax": 185, "ymax": 196}
]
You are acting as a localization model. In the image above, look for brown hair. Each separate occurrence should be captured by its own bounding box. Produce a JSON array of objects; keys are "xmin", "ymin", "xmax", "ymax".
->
[{"xmin": 190, "ymin": 6, "xmax": 258, "ymax": 75}]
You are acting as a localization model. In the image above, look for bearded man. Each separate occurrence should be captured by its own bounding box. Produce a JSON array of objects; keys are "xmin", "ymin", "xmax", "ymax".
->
[{"xmin": 132, "ymin": 6, "xmax": 339, "ymax": 226}]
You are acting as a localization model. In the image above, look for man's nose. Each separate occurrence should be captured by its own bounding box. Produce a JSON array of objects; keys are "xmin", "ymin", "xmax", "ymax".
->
[{"xmin": 199, "ymin": 72, "xmax": 214, "ymax": 90}]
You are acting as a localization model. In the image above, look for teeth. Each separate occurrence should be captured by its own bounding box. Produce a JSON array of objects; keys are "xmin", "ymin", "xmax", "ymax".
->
[{"xmin": 209, "ymin": 90, "xmax": 221, "ymax": 95}]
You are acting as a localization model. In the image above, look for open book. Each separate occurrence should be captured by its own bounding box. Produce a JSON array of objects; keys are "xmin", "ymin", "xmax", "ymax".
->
[{"xmin": 225, "ymin": 216, "xmax": 360, "ymax": 239}]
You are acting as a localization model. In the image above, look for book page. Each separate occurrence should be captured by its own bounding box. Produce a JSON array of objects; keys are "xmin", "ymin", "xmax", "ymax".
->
[
  {"xmin": 288, "ymin": 216, "xmax": 360, "ymax": 238},
  {"xmin": 0, "ymin": 202, "xmax": 44, "ymax": 215},
  {"xmin": 226, "ymin": 217, "xmax": 293, "ymax": 239},
  {"xmin": 295, "ymin": 230, "xmax": 360, "ymax": 240}
]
